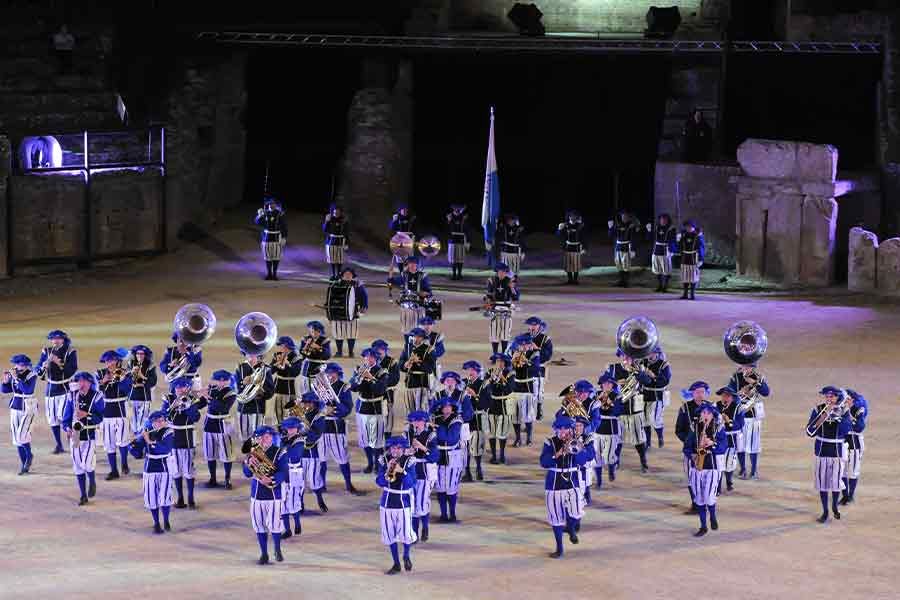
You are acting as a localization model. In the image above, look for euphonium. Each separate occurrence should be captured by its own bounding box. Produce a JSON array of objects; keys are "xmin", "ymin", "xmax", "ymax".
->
[
  {"xmin": 247, "ymin": 438, "xmax": 277, "ymax": 488},
  {"xmin": 562, "ymin": 388, "xmax": 590, "ymax": 421},
  {"xmin": 166, "ymin": 303, "xmax": 216, "ymax": 383},
  {"xmin": 511, "ymin": 350, "xmax": 528, "ymax": 369}
]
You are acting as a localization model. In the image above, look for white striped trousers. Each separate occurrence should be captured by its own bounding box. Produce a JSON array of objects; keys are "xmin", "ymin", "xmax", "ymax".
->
[
  {"xmin": 70, "ymin": 439, "xmax": 96, "ymax": 475},
  {"xmin": 814, "ymin": 456, "xmax": 846, "ymax": 492},
  {"xmin": 318, "ymin": 432, "xmax": 349, "ymax": 465},
  {"xmin": 689, "ymin": 467, "xmax": 721, "ymax": 505},
  {"xmin": 844, "ymin": 448, "xmax": 863, "ymax": 479},
  {"xmin": 143, "ymin": 472, "xmax": 174, "ymax": 509},
  {"xmin": 250, "ymin": 498, "xmax": 285, "ymax": 533},
  {"xmin": 489, "ymin": 313, "xmax": 513, "ymax": 343},
  {"xmin": 741, "ymin": 417, "xmax": 763, "ymax": 454},
  {"xmin": 380, "ymin": 505, "xmax": 417, "ymax": 545},
  {"xmin": 45, "ymin": 394, "xmax": 67, "ymax": 427},
  {"xmin": 331, "ymin": 320, "xmax": 358, "ymax": 340},
  {"xmin": 545, "ymin": 488, "xmax": 584, "ymax": 526},
  {"xmin": 203, "ymin": 431, "xmax": 233, "ymax": 462},
  {"xmin": 10, "ymin": 407, "xmax": 34, "ymax": 446}
]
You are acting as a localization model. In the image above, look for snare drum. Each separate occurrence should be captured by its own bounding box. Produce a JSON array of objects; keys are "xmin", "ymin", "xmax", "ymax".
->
[
  {"xmin": 484, "ymin": 302, "xmax": 513, "ymax": 318},
  {"xmin": 398, "ymin": 292, "xmax": 420, "ymax": 311},
  {"xmin": 325, "ymin": 282, "xmax": 357, "ymax": 321},
  {"xmin": 423, "ymin": 298, "xmax": 443, "ymax": 321}
]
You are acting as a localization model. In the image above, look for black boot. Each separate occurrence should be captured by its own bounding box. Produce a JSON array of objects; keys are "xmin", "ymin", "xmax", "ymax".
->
[
  {"xmin": 265, "ymin": 262, "xmax": 273, "ymax": 280},
  {"xmin": 272, "ymin": 261, "xmax": 280, "ymax": 280},
  {"xmin": 655, "ymin": 275, "xmax": 663, "ymax": 292},
  {"xmin": 622, "ymin": 271, "xmax": 630, "ymax": 288},
  {"xmin": 572, "ymin": 272, "xmax": 579, "ymax": 285},
  {"xmin": 462, "ymin": 466, "xmax": 473, "ymax": 482},
  {"xmin": 637, "ymin": 444, "xmax": 649, "ymax": 473},
  {"xmin": 512, "ymin": 424, "xmax": 522, "ymax": 447},
  {"xmin": 690, "ymin": 284, "xmax": 697, "ymax": 300},
  {"xmin": 566, "ymin": 272, "xmax": 573, "ymax": 285},
  {"xmin": 347, "ymin": 339, "xmax": 356, "ymax": 358},
  {"xmin": 475, "ymin": 456, "xmax": 484, "ymax": 480},
  {"xmin": 334, "ymin": 340, "xmax": 344, "ymax": 358},
  {"xmin": 499, "ymin": 439, "xmax": 507, "ymax": 464},
  {"xmin": 662, "ymin": 275, "xmax": 670, "ymax": 292},
  {"xmin": 681, "ymin": 284, "xmax": 689, "ymax": 300},
  {"xmin": 536, "ymin": 403, "xmax": 543, "ymax": 421},
  {"xmin": 489, "ymin": 439, "xmax": 498, "ymax": 464}
]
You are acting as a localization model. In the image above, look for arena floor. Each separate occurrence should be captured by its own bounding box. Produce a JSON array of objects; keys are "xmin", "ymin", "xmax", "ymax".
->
[{"xmin": 1, "ymin": 217, "xmax": 898, "ymax": 600}]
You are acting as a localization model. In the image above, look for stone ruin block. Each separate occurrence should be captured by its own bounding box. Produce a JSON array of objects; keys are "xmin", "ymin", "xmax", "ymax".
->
[
  {"xmin": 737, "ymin": 139, "xmax": 838, "ymax": 183},
  {"xmin": 877, "ymin": 237, "xmax": 900, "ymax": 295},
  {"xmin": 848, "ymin": 227, "xmax": 878, "ymax": 292}
]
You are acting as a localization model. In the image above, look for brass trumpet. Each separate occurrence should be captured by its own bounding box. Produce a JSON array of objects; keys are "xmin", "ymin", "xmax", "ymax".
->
[{"xmin": 386, "ymin": 457, "xmax": 406, "ymax": 483}]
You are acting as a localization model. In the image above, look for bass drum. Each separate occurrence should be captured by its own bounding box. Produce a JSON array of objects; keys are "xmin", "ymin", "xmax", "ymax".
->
[
  {"xmin": 423, "ymin": 298, "xmax": 443, "ymax": 322},
  {"xmin": 325, "ymin": 282, "xmax": 357, "ymax": 321}
]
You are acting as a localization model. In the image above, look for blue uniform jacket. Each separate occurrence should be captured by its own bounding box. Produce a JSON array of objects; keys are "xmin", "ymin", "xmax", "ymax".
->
[
  {"xmin": 160, "ymin": 346, "xmax": 202, "ymax": 389},
  {"xmin": 301, "ymin": 411, "xmax": 327, "ymax": 459},
  {"xmin": 588, "ymin": 392, "xmax": 624, "ymax": 434},
  {"xmin": 130, "ymin": 428, "xmax": 175, "ymax": 473},
  {"xmin": 806, "ymin": 406, "xmax": 853, "ymax": 458},
  {"xmin": 433, "ymin": 414, "xmax": 462, "ymax": 466},
  {"xmin": 351, "ymin": 365, "xmax": 388, "ymax": 414},
  {"xmin": 300, "ymin": 337, "xmax": 332, "ymax": 378},
  {"xmin": 675, "ymin": 400, "xmax": 704, "ymax": 442},
  {"xmin": 531, "ymin": 332, "xmax": 553, "ymax": 377},
  {"xmin": 641, "ymin": 358, "xmax": 671, "ymax": 403},
  {"xmin": 161, "ymin": 394, "xmax": 206, "ymax": 448},
  {"xmin": 3, "ymin": 370, "xmax": 38, "ymax": 410},
  {"xmin": 37, "ymin": 345, "xmax": 78, "ymax": 396},
  {"xmin": 243, "ymin": 444, "xmax": 289, "ymax": 500},
  {"xmin": 128, "ymin": 363, "xmax": 158, "ymax": 402},
  {"xmin": 407, "ymin": 425, "xmax": 439, "ymax": 479},
  {"xmin": 716, "ymin": 401, "xmax": 746, "ymax": 448},
  {"xmin": 387, "ymin": 271, "xmax": 432, "ymax": 296},
  {"xmin": 97, "ymin": 367, "xmax": 133, "ymax": 418},
  {"xmin": 430, "ymin": 389, "xmax": 474, "ymax": 422},
  {"xmin": 62, "ymin": 390, "xmax": 105, "ymax": 441},
  {"xmin": 540, "ymin": 435, "xmax": 593, "ymax": 490},
  {"xmin": 846, "ymin": 399, "xmax": 867, "ymax": 450},
  {"xmin": 683, "ymin": 427, "xmax": 728, "ymax": 469},
  {"xmin": 376, "ymin": 454, "xmax": 417, "ymax": 509},
  {"xmin": 323, "ymin": 381, "xmax": 353, "ymax": 435},
  {"xmin": 203, "ymin": 387, "xmax": 236, "ymax": 434}
]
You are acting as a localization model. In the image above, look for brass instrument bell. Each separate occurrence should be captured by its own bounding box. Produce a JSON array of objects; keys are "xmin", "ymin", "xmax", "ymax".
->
[
  {"xmin": 616, "ymin": 316, "xmax": 660, "ymax": 360},
  {"xmin": 723, "ymin": 321, "xmax": 768, "ymax": 365}
]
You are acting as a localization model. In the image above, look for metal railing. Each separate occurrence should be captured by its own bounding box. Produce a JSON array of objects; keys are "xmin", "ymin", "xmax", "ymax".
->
[{"xmin": 17, "ymin": 126, "xmax": 165, "ymax": 175}]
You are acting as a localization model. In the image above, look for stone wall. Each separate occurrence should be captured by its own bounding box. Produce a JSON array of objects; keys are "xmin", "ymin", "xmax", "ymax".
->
[
  {"xmin": 8, "ymin": 173, "xmax": 87, "ymax": 265},
  {"xmin": 90, "ymin": 168, "xmax": 164, "ymax": 257},
  {"xmin": 654, "ymin": 160, "xmax": 740, "ymax": 264},
  {"xmin": 848, "ymin": 226, "xmax": 900, "ymax": 295},
  {"xmin": 734, "ymin": 139, "xmax": 844, "ymax": 286},
  {"xmin": 448, "ymin": 0, "xmax": 723, "ymax": 35},
  {"xmin": 657, "ymin": 63, "xmax": 721, "ymax": 161},
  {"xmin": 0, "ymin": 136, "xmax": 10, "ymax": 277}
]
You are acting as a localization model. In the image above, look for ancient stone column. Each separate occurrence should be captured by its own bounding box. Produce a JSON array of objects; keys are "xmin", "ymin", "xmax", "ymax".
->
[
  {"xmin": 877, "ymin": 237, "xmax": 900, "ymax": 295},
  {"xmin": 848, "ymin": 226, "xmax": 878, "ymax": 292}
]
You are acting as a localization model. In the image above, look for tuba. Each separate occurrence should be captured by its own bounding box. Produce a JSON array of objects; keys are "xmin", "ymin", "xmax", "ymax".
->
[
  {"xmin": 166, "ymin": 304, "xmax": 217, "ymax": 382},
  {"xmin": 416, "ymin": 234, "xmax": 441, "ymax": 258},
  {"xmin": 616, "ymin": 316, "xmax": 660, "ymax": 361},
  {"xmin": 235, "ymin": 312, "xmax": 277, "ymax": 405},
  {"xmin": 723, "ymin": 321, "xmax": 768, "ymax": 366}
]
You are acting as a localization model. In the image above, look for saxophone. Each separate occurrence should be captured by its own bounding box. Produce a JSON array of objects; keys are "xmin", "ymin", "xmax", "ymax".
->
[{"xmin": 694, "ymin": 422, "xmax": 710, "ymax": 471}]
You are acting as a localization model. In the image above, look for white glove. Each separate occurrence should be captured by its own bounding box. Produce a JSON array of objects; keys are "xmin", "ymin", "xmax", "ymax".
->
[
  {"xmin": 646, "ymin": 223, "xmax": 652, "ymax": 232},
  {"xmin": 580, "ymin": 249, "xmax": 586, "ymax": 255},
  {"xmin": 256, "ymin": 208, "xmax": 264, "ymax": 217},
  {"xmin": 485, "ymin": 243, "xmax": 492, "ymax": 251},
  {"xmin": 392, "ymin": 213, "xmax": 398, "ymax": 221},
  {"xmin": 520, "ymin": 253, "xmax": 525, "ymax": 260},
  {"xmin": 629, "ymin": 251, "xmax": 636, "ymax": 259},
  {"xmin": 325, "ymin": 214, "xmax": 331, "ymax": 221},
  {"xmin": 676, "ymin": 233, "xmax": 682, "ymax": 242},
  {"xmin": 607, "ymin": 220, "xmax": 614, "ymax": 229},
  {"xmin": 557, "ymin": 223, "xmax": 565, "ymax": 231}
]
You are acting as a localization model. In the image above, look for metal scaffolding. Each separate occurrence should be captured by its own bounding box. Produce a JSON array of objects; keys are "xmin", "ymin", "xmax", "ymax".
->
[{"xmin": 196, "ymin": 31, "xmax": 882, "ymax": 55}]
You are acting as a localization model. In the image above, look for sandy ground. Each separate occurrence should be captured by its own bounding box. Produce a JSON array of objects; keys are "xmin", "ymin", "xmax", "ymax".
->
[{"xmin": 1, "ymin": 213, "xmax": 898, "ymax": 600}]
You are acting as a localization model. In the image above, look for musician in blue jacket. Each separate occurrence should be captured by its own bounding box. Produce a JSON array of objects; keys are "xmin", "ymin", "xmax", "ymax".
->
[
  {"xmin": 299, "ymin": 322, "xmax": 332, "ymax": 396},
  {"xmin": 497, "ymin": 213, "xmax": 525, "ymax": 276},
  {"xmin": 318, "ymin": 363, "xmax": 361, "ymax": 495},
  {"xmin": 608, "ymin": 210, "xmax": 641, "ymax": 288},
  {"xmin": 590, "ymin": 375, "xmax": 624, "ymax": 487},
  {"xmin": 372, "ymin": 339, "xmax": 401, "ymax": 441},
  {"xmin": 509, "ymin": 334, "xmax": 541, "ymax": 448},
  {"xmin": 415, "ymin": 316, "xmax": 446, "ymax": 391},
  {"xmin": 406, "ymin": 410, "xmax": 438, "ymax": 540},
  {"xmin": 715, "ymin": 385, "xmax": 746, "ymax": 493},
  {"xmin": 525, "ymin": 316, "xmax": 553, "ymax": 421},
  {"xmin": 641, "ymin": 346, "xmax": 672, "ymax": 450},
  {"xmin": 484, "ymin": 262, "xmax": 520, "ymax": 354},
  {"xmin": 127, "ymin": 345, "xmax": 158, "ymax": 443},
  {"xmin": 387, "ymin": 256, "xmax": 432, "ymax": 333},
  {"xmin": 97, "ymin": 349, "xmax": 133, "ymax": 480},
  {"xmin": 399, "ymin": 327, "xmax": 437, "ymax": 414},
  {"xmin": 540, "ymin": 415, "xmax": 594, "ymax": 558},
  {"xmin": 129, "ymin": 410, "xmax": 175, "ymax": 533},
  {"xmin": 432, "ymin": 398, "xmax": 464, "ymax": 523},
  {"xmin": 682, "ymin": 402, "xmax": 727, "ymax": 536},
  {"xmin": 675, "ymin": 381, "xmax": 708, "ymax": 513},
  {"xmin": 62, "ymin": 372, "xmax": 105, "ymax": 505},
  {"xmin": 242, "ymin": 424, "xmax": 290, "ymax": 565},
  {"xmin": 603, "ymin": 351, "xmax": 653, "ymax": 473},
  {"xmin": 161, "ymin": 376, "xmax": 206, "ymax": 509},
  {"xmin": 322, "ymin": 203, "xmax": 349, "ymax": 280},
  {"xmin": 841, "ymin": 389, "xmax": 868, "ymax": 505},
  {"xmin": 677, "ymin": 220, "xmax": 705, "ymax": 300},
  {"xmin": 376, "ymin": 435, "xmax": 418, "ymax": 575},
  {"xmin": 298, "ymin": 393, "xmax": 329, "ymax": 513},
  {"xmin": 446, "ymin": 203, "xmax": 468, "ymax": 280},
  {"xmin": 573, "ymin": 416, "xmax": 597, "ymax": 506},
  {"xmin": 278, "ymin": 416, "xmax": 306, "ymax": 539},
  {"xmin": 484, "ymin": 353, "xmax": 514, "ymax": 465},
  {"xmin": 461, "ymin": 360, "xmax": 490, "ymax": 482},
  {"xmin": 557, "ymin": 210, "xmax": 586, "ymax": 285},
  {"xmin": 728, "ymin": 362, "xmax": 770, "ymax": 480},
  {"xmin": 3, "ymin": 354, "xmax": 38, "ymax": 475},
  {"xmin": 202, "ymin": 370, "xmax": 237, "ymax": 489},
  {"xmin": 350, "ymin": 348, "xmax": 388, "ymax": 474},
  {"xmin": 331, "ymin": 267, "xmax": 368, "ymax": 358},
  {"xmin": 646, "ymin": 212, "xmax": 677, "ymax": 292},
  {"xmin": 255, "ymin": 195, "xmax": 287, "ymax": 280},
  {"xmin": 805, "ymin": 386, "xmax": 853, "ymax": 523},
  {"xmin": 160, "ymin": 332, "xmax": 202, "ymax": 392},
  {"xmin": 37, "ymin": 329, "xmax": 78, "ymax": 454}
]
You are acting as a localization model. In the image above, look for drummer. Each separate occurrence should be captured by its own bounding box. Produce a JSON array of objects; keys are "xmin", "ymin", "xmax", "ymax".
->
[
  {"xmin": 485, "ymin": 262, "xmax": 520, "ymax": 354},
  {"xmin": 387, "ymin": 256, "xmax": 433, "ymax": 334},
  {"xmin": 330, "ymin": 267, "xmax": 368, "ymax": 359}
]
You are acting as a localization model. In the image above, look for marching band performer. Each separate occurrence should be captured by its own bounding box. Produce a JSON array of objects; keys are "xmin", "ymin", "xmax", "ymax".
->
[
  {"xmin": 485, "ymin": 353, "xmax": 514, "ymax": 465},
  {"xmin": 557, "ymin": 210, "xmax": 585, "ymax": 285},
  {"xmin": 388, "ymin": 205, "xmax": 417, "ymax": 278},
  {"xmin": 127, "ymin": 345, "xmax": 157, "ymax": 445},
  {"xmin": 62, "ymin": 372, "xmax": 104, "ymax": 505},
  {"xmin": 715, "ymin": 385, "xmax": 745, "ymax": 493},
  {"xmin": 386, "ymin": 256, "xmax": 432, "ymax": 333},
  {"xmin": 278, "ymin": 417, "xmax": 306, "ymax": 538},
  {"xmin": 255, "ymin": 196, "xmax": 288, "ymax": 281},
  {"xmin": 161, "ymin": 377, "xmax": 206, "ymax": 509},
  {"xmin": 677, "ymin": 220, "xmax": 705, "ymax": 300},
  {"xmin": 97, "ymin": 349, "xmax": 133, "ymax": 480},
  {"xmin": 242, "ymin": 425, "xmax": 289, "ymax": 564},
  {"xmin": 728, "ymin": 362, "xmax": 770, "ymax": 480},
  {"xmin": 484, "ymin": 262, "xmax": 520, "ymax": 354},
  {"xmin": 432, "ymin": 372, "xmax": 474, "ymax": 465},
  {"xmin": 641, "ymin": 346, "xmax": 671, "ymax": 450},
  {"xmin": 376, "ymin": 435, "xmax": 418, "ymax": 574},
  {"xmin": 349, "ymin": 348, "xmax": 388, "ymax": 474},
  {"xmin": 509, "ymin": 334, "xmax": 540, "ymax": 448},
  {"xmin": 446, "ymin": 204, "xmax": 468, "ymax": 280},
  {"xmin": 573, "ymin": 416, "xmax": 597, "ymax": 505},
  {"xmin": 236, "ymin": 351, "xmax": 275, "ymax": 440},
  {"xmin": 37, "ymin": 329, "xmax": 78, "ymax": 454},
  {"xmin": 406, "ymin": 411, "xmax": 438, "ymax": 541},
  {"xmin": 416, "ymin": 316, "xmax": 446, "ymax": 390},
  {"xmin": 497, "ymin": 213, "xmax": 525, "ymax": 277},
  {"xmin": 160, "ymin": 333, "xmax": 202, "ymax": 392},
  {"xmin": 675, "ymin": 381, "xmax": 709, "ymax": 513},
  {"xmin": 202, "ymin": 370, "xmax": 237, "ymax": 489},
  {"xmin": 331, "ymin": 267, "xmax": 368, "ymax": 358},
  {"xmin": 318, "ymin": 362, "xmax": 362, "ymax": 495},
  {"xmin": 297, "ymin": 392, "xmax": 329, "ymax": 513},
  {"xmin": 372, "ymin": 339, "xmax": 401, "ymax": 441},
  {"xmin": 841, "ymin": 389, "xmax": 868, "ymax": 505},
  {"xmin": 3, "ymin": 355, "xmax": 38, "ymax": 475},
  {"xmin": 525, "ymin": 316, "xmax": 553, "ymax": 421},
  {"xmin": 646, "ymin": 213, "xmax": 677, "ymax": 292},
  {"xmin": 129, "ymin": 410, "xmax": 174, "ymax": 533},
  {"xmin": 299, "ymin": 322, "xmax": 332, "ymax": 395},
  {"xmin": 399, "ymin": 327, "xmax": 436, "ymax": 414},
  {"xmin": 270, "ymin": 336, "xmax": 302, "ymax": 424},
  {"xmin": 323, "ymin": 204, "xmax": 349, "ymax": 280},
  {"xmin": 607, "ymin": 210, "xmax": 641, "ymax": 288},
  {"xmin": 461, "ymin": 361, "xmax": 489, "ymax": 482},
  {"xmin": 603, "ymin": 351, "xmax": 652, "ymax": 473},
  {"xmin": 682, "ymin": 402, "xmax": 727, "ymax": 536},
  {"xmin": 432, "ymin": 397, "xmax": 464, "ymax": 523},
  {"xmin": 590, "ymin": 375, "xmax": 623, "ymax": 487},
  {"xmin": 805, "ymin": 387, "xmax": 853, "ymax": 523},
  {"xmin": 540, "ymin": 415, "xmax": 593, "ymax": 558}
]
